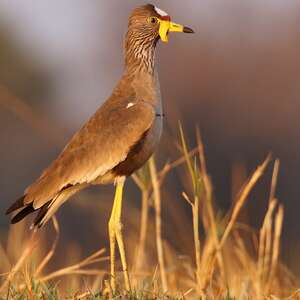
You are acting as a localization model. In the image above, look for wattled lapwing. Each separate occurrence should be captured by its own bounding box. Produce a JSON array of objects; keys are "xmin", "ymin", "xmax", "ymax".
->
[{"xmin": 6, "ymin": 4, "xmax": 193, "ymax": 291}]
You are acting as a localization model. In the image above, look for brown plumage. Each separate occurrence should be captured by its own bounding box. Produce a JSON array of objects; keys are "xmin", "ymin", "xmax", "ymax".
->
[{"xmin": 6, "ymin": 4, "xmax": 193, "ymax": 228}]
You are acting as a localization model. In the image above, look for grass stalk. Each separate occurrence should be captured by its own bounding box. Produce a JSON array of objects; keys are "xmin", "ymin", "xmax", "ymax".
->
[
  {"xmin": 133, "ymin": 165, "xmax": 151, "ymax": 274},
  {"xmin": 258, "ymin": 199, "xmax": 277, "ymax": 292},
  {"xmin": 192, "ymin": 195, "xmax": 202, "ymax": 290},
  {"xmin": 266, "ymin": 204, "xmax": 284, "ymax": 293},
  {"xmin": 220, "ymin": 154, "xmax": 272, "ymax": 249},
  {"xmin": 34, "ymin": 217, "xmax": 60, "ymax": 277},
  {"xmin": 135, "ymin": 188, "xmax": 149, "ymax": 271},
  {"xmin": 38, "ymin": 248, "xmax": 107, "ymax": 282},
  {"xmin": 195, "ymin": 127, "xmax": 226, "ymax": 282},
  {"xmin": 0, "ymin": 230, "xmax": 37, "ymax": 293},
  {"xmin": 179, "ymin": 126, "xmax": 203, "ymax": 290},
  {"xmin": 149, "ymin": 156, "xmax": 168, "ymax": 293}
]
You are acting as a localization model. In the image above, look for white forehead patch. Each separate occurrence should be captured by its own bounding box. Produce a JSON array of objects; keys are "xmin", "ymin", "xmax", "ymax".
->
[{"xmin": 154, "ymin": 6, "xmax": 169, "ymax": 17}]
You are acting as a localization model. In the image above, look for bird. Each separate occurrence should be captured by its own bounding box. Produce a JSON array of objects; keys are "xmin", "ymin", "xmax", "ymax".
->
[{"xmin": 6, "ymin": 4, "xmax": 193, "ymax": 291}]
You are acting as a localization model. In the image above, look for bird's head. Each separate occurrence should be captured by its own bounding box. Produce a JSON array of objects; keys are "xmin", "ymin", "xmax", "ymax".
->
[
  {"xmin": 127, "ymin": 4, "xmax": 194, "ymax": 43},
  {"xmin": 124, "ymin": 4, "xmax": 193, "ymax": 73}
]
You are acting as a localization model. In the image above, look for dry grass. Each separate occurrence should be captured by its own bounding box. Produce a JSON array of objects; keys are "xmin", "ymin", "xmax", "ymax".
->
[{"xmin": 0, "ymin": 126, "xmax": 299, "ymax": 299}]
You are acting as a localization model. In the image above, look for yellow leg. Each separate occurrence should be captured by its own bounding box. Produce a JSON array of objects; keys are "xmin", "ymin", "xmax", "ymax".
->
[{"xmin": 108, "ymin": 176, "xmax": 131, "ymax": 292}]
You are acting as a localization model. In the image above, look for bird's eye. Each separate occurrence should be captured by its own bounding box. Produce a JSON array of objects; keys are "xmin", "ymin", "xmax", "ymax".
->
[{"xmin": 148, "ymin": 17, "xmax": 158, "ymax": 25}]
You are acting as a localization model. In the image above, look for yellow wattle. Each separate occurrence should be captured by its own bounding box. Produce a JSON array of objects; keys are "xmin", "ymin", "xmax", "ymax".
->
[{"xmin": 158, "ymin": 20, "xmax": 185, "ymax": 43}]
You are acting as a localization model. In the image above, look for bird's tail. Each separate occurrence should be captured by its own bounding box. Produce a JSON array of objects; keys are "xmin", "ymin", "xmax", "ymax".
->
[
  {"xmin": 6, "ymin": 184, "xmax": 84, "ymax": 228},
  {"xmin": 6, "ymin": 196, "xmax": 52, "ymax": 228}
]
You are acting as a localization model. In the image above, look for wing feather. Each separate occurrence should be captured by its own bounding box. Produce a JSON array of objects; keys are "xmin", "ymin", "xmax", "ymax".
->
[{"xmin": 24, "ymin": 98, "xmax": 155, "ymax": 209}]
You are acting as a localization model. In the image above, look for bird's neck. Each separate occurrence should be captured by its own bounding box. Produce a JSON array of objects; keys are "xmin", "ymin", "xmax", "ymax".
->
[
  {"xmin": 120, "ymin": 34, "xmax": 161, "ymax": 108},
  {"xmin": 124, "ymin": 35, "xmax": 158, "ymax": 75}
]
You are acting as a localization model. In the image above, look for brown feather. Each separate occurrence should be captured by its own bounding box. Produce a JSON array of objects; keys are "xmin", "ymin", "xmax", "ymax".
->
[
  {"xmin": 6, "ymin": 195, "xmax": 26, "ymax": 215},
  {"xmin": 10, "ymin": 204, "xmax": 35, "ymax": 224},
  {"xmin": 33, "ymin": 202, "xmax": 51, "ymax": 227}
]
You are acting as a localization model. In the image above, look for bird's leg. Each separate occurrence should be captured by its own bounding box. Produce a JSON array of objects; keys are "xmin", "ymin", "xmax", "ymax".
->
[
  {"xmin": 108, "ymin": 202, "xmax": 117, "ymax": 292},
  {"xmin": 108, "ymin": 176, "xmax": 131, "ymax": 292}
]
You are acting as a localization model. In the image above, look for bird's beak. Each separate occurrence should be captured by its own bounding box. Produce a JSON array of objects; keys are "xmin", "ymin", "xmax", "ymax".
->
[{"xmin": 158, "ymin": 20, "xmax": 194, "ymax": 43}]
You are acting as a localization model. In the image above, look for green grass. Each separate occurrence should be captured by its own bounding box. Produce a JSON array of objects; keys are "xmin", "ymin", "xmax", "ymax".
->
[{"xmin": 3, "ymin": 283, "xmax": 235, "ymax": 300}]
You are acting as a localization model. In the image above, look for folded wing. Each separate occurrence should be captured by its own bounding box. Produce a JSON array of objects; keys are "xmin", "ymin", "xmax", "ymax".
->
[{"xmin": 22, "ymin": 98, "xmax": 155, "ymax": 210}]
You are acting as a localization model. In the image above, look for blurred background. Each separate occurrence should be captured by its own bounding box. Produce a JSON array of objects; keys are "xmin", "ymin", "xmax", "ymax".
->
[{"xmin": 1, "ymin": 0, "xmax": 300, "ymax": 276}]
